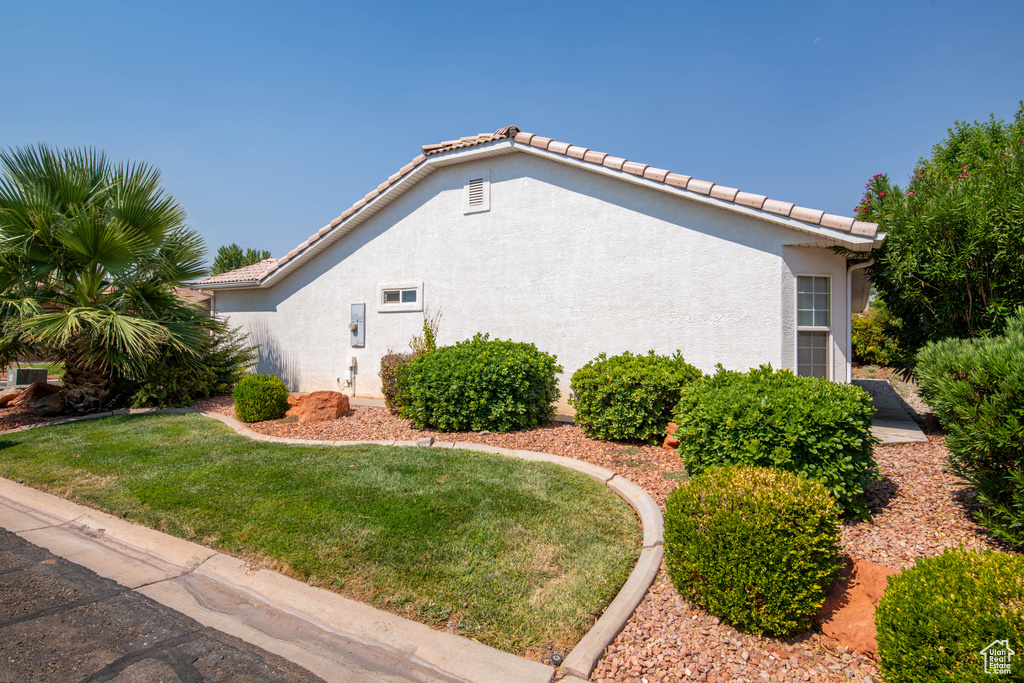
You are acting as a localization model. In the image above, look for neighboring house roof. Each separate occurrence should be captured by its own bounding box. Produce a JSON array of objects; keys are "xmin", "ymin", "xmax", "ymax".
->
[
  {"xmin": 174, "ymin": 286, "xmax": 212, "ymax": 305},
  {"xmin": 194, "ymin": 126, "xmax": 880, "ymax": 289},
  {"xmin": 196, "ymin": 259, "xmax": 279, "ymax": 285}
]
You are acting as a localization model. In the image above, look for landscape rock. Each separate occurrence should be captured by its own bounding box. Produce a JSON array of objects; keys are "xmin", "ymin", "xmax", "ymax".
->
[
  {"xmin": 285, "ymin": 391, "xmax": 350, "ymax": 423},
  {"xmin": 814, "ymin": 555, "xmax": 900, "ymax": 658},
  {"xmin": 29, "ymin": 392, "xmax": 65, "ymax": 417},
  {"xmin": 12, "ymin": 382, "xmax": 61, "ymax": 407},
  {"xmin": 0, "ymin": 388, "xmax": 23, "ymax": 408},
  {"xmin": 662, "ymin": 421, "xmax": 680, "ymax": 450}
]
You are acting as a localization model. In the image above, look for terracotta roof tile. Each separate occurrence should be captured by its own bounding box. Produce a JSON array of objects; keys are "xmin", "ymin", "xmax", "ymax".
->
[
  {"xmin": 852, "ymin": 220, "xmax": 878, "ymax": 237},
  {"xmin": 735, "ymin": 191, "xmax": 767, "ymax": 209},
  {"xmin": 642, "ymin": 167, "xmax": 670, "ymax": 182},
  {"xmin": 602, "ymin": 155, "xmax": 627, "ymax": 171},
  {"xmin": 567, "ymin": 145, "xmax": 589, "ymax": 160},
  {"xmin": 790, "ymin": 206, "xmax": 825, "ymax": 224},
  {"xmin": 219, "ymin": 124, "xmax": 876, "ymax": 288},
  {"xmin": 686, "ymin": 178, "xmax": 715, "ymax": 196},
  {"xmin": 665, "ymin": 173, "xmax": 692, "ymax": 189},
  {"xmin": 622, "ymin": 161, "xmax": 649, "ymax": 177},
  {"xmin": 529, "ymin": 136, "xmax": 554, "ymax": 150},
  {"xmin": 194, "ymin": 258, "xmax": 278, "ymax": 285},
  {"xmin": 710, "ymin": 184, "xmax": 740, "ymax": 202},
  {"xmin": 547, "ymin": 140, "xmax": 572, "ymax": 155},
  {"xmin": 762, "ymin": 198, "xmax": 795, "ymax": 217},
  {"xmin": 820, "ymin": 213, "xmax": 855, "ymax": 232}
]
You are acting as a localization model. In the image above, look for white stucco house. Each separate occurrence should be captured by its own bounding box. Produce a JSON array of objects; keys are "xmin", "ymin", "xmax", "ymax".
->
[{"xmin": 192, "ymin": 125, "xmax": 882, "ymax": 412}]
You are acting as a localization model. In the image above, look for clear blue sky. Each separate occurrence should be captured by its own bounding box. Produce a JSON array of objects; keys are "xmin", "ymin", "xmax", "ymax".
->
[{"xmin": 4, "ymin": 1, "xmax": 1023, "ymax": 266}]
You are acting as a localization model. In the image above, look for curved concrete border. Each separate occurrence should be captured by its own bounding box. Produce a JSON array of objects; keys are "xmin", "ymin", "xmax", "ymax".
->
[{"xmin": 2, "ymin": 407, "xmax": 664, "ymax": 680}]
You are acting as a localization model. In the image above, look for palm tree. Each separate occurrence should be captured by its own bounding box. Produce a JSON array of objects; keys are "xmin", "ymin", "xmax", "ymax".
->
[{"xmin": 0, "ymin": 145, "xmax": 209, "ymax": 413}]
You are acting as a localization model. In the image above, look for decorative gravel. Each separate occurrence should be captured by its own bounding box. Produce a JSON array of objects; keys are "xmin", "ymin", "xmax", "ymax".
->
[{"xmin": 5, "ymin": 395, "xmax": 1014, "ymax": 682}]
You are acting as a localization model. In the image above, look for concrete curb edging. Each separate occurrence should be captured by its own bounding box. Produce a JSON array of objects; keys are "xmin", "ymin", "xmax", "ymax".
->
[{"xmin": 2, "ymin": 407, "xmax": 666, "ymax": 681}]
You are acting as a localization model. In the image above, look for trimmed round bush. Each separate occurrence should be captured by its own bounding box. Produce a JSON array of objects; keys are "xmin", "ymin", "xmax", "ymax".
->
[
  {"xmin": 664, "ymin": 465, "xmax": 842, "ymax": 635},
  {"xmin": 675, "ymin": 365, "xmax": 879, "ymax": 519},
  {"xmin": 875, "ymin": 549, "xmax": 1024, "ymax": 682},
  {"xmin": 569, "ymin": 351, "xmax": 702, "ymax": 443},
  {"xmin": 232, "ymin": 373, "xmax": 290, "ymax": 423},
  {"xmin": 396, "ymin": 333, "xmax": 562, "ymax": 432}
]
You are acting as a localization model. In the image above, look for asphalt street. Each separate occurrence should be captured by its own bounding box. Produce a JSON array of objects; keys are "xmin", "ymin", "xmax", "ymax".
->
[{"xmin": 0, "ymin": 527, "xmax": 325, "ymax": 683}]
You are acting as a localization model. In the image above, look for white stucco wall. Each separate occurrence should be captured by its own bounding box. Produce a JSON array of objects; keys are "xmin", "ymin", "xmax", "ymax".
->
[{"xmin": 212, "ymin": 150, "xmax": 851, "ymax": 412}]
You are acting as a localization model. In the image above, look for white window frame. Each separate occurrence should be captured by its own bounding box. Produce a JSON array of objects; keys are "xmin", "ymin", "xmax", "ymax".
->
[
  {"xmin": 377, "ymin": 281, "xmax": 423, "ymax": 313},
  {"xmin": 795, "ymin": 274, "xmax": 832, "ymax": 380},
  {"xmin": 463, "ymin": 169, "xmax": 490, "ymax": 214}
]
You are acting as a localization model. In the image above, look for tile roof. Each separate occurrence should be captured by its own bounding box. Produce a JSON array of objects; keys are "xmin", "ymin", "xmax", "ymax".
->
[
  {"xmin": 192, "ymin": 126, "xmax": 877, "ymax": 288},
  {"xmin": 196, "ymin": 258, "xmax": 278, "ymax": 285},
  {"xmin": 174, "ymin": 286, "xmax": 211, "ymax": 304}
]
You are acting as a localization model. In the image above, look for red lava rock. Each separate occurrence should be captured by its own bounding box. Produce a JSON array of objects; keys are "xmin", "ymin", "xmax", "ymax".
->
[
  {"xmin": 662, "ymin": 421, "xmax": 680, "ymax": 450},
  {"xmin": 284, "ymin": 391, "xmax": 350, "ymax": 423},
  {"xmin": 815, "ymin": 555, "xmax": 900, "ymax": 658},
  {"xmin": 12, "ymin": 382, "xmax": 62, "ymax": 406}
]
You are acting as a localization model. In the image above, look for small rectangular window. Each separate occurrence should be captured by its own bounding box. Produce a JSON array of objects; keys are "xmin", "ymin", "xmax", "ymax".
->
[
  {"xmin": 796, "ymin": 275, "xmax": 831, "ymax": 379},
  {"xmin": 377, "ymin": 282, "xmax": 423, "ymax": 313}
]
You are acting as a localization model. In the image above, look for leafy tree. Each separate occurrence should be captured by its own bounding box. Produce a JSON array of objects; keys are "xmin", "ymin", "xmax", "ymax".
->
[
  {"xmin": 0, "ymin": 145, "xmax": 212, "ymax": 413},
  {"xmin": 210, "ymin": 243, "xmax": 271, "ymax": 276},
  {"xmin": 855, "ymin": 102, "xmax": 1024, "ymax": 371}
]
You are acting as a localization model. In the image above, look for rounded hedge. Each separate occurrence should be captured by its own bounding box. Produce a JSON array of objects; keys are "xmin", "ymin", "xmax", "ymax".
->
[
  {"xmin": 875, "ymin": 549, "xmax": 1024, "ymax": 682},
  {"xmin": 664, "ymin": 465, "xmax": 842, "ymax": 636},
  {"xmin": 395, "ymin": 333, "xmax": 562, "ymax": 432},
  {"xmin": 232, "ymin": 373, "xmax": 290, "ymax": 423},
  {"xmin": 675, "ymin": 365, "xmax": 879, "ymax": 519},
  {"xmin": 569, "ymin": 350, "xmax": 702, "ymax": 443}
]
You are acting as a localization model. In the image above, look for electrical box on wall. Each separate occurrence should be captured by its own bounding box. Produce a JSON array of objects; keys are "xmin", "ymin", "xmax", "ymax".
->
[{"xmin": 350, "ymin": 303, "xmax": 365, "ymax": 347}]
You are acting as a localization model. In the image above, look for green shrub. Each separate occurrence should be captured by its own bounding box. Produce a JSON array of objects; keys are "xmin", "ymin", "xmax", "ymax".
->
[
  {"xmin": 664, "ymin": 465, "xmax": 842, "ymax": 636},
  {"xmin": 396, "ymin": 333, "xmax": 562, "ymax": 432},
  {"xmin": 124, "ymin": 323, "xmax": 256, "ymax": 408},
  {"xmin": 675, "ymin": 365, "xmax": 879, "ymax": 519},
  {"xmin": 915, "ymin": 307, "xmax": 1024, "ymax": 546},
  {"xmin": 875, "ymin": 549, "xmax": 1024, "ymax": 682},
  {"xmin": 852, "ymin": 297, "xmax": 901, "ymax": 366},
  {"xmin": 233, "ymin": 373, "xmax": 290, "ymax": 423},
  {"xmin": 569, "ymin": 351, "xmax": 702, "ymax": 443}
]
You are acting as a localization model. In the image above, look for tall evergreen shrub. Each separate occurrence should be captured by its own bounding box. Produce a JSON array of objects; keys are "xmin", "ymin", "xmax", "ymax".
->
[{"xmin": 915, "ymin": 307, "xmax": 1024, "ymax": 546}]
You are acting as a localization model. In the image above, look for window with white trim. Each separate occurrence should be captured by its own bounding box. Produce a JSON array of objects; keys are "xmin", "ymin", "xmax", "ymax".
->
[
  {"xmin": 377, "ymin": 282, "xmax": 423, "ymax": 313},
  {"xmin": 463, "ymin": 170, "xmax": 490, "ymax": 214},
  {"xmin": 797, "ymin": 276, "xmax": 831, "ymax": 379}
]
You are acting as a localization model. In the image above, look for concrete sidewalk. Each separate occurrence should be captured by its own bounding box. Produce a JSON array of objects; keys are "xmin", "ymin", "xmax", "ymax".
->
[{"xmin": 853, "ymin": 379, "xmax": 929, "ymax": 445}]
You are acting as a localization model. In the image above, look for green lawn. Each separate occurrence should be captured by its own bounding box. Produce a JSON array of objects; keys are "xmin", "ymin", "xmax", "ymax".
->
[{"xmin": 0, "ymin": 413, "xmax": 640, "ymax": 653}]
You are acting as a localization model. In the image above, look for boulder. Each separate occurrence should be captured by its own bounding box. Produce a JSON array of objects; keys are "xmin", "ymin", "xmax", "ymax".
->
[
  {"xmin": 29, "ymin": 392, "xmax": 65, "ymax": 417},
  {"xmin": 662, "ymin": 421, "xmax": 680, "ymax": 450},
  {"xmin": 285, "ymin": 391, "xmax": 350, "ymax": 423},
  {"xmin": 0, "ymin": 388, "xmax": 23, "ymax": 408},
  {"xmin": 12, "ymin": 382, "xmax": 61, "ymax": 407},
  {"xmin": 814, "ymin": 555, "xmax": 900, "ymax": 658}
]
